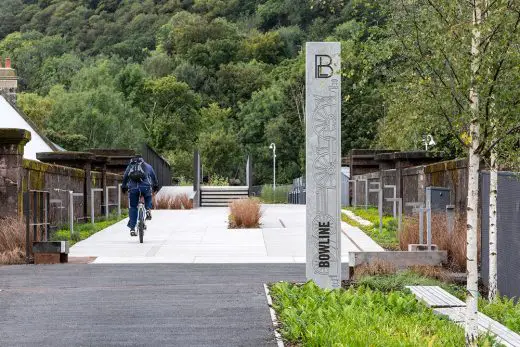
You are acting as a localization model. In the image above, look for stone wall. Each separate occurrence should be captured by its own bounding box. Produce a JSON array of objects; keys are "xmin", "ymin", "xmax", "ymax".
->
[
  {"xmin": 21, "ymin": 160, "xmax": 123, "ymax": 226},
  {"xmin": 0, "ymin": 128, "xmax": 124, "ymax": 228}
]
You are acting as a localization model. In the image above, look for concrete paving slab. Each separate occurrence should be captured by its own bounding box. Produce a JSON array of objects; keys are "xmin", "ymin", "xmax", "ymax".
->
[{"xmin": 69, "ymin": 205, "xmax": 376, "ymax": 264}]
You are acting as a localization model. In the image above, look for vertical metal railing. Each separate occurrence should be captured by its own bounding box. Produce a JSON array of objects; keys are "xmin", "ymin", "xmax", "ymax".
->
[
  {"xmin": 23, "ymin": 190, "xmax": 50, "ymax": 263},
  {"xmin": 91, "ymin": 188, "xmax": 103, "ymax": 225}
]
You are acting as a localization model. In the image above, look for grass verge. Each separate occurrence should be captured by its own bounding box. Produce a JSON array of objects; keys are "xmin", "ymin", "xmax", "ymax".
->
[
  {"xmin": 259, "ymin": 184, "xmax": 291, "ymax": 204},
  {"xmin": 342, "ymin": 207, "xmax": 399, "ymax": 249},
  {"xmin": 50, "ymin": 210, "xmax": 128, "ymax": 246}
]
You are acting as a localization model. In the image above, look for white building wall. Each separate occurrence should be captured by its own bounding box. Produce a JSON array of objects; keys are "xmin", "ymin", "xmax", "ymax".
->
[{"xmin": 0, "ymin": 96, "xmax": 54, "ymax": 160}]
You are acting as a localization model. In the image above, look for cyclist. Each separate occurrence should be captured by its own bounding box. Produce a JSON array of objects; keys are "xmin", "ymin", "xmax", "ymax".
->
[{"xmin": 121, "ymin": 154, "xmax": 159, "ymax": 236}]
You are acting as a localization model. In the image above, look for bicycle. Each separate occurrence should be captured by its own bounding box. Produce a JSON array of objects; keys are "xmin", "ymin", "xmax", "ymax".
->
[{"xmin": 136, "ymin": 193, "xmax": 146, "ymax": 244}]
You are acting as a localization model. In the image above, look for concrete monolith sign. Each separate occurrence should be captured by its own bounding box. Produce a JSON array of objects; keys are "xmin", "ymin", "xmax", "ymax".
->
[{"xmin": 305, "ymin": 42, "xmax": 341, "ymax": 289}]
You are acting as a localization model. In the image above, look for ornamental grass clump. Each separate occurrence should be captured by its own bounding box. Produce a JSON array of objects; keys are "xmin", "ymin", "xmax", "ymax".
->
[
  {"xmin": 0, "ymin": 217, "xmax": 26, "ymax": 264},
  {"xmin": 229, "ymin": 198, "xmax": 262, "ymax": 228},
  {"xmin": 400, "ymin": 212, "xmax": 472, "ymax": 271},
  {"xmin": 352, "ymin": 259, "xmax": 396, "ymax": 280},
  {"xmin": 153, "ymin": 194, "xmax": 192, "ymax": 210}
]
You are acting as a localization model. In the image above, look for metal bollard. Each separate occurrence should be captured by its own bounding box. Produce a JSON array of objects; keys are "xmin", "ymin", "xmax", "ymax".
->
[
  {"xmin": 384, "ymin": 185, "xmax": 397, "ymax": 218},
  {"xmin": 446, "ymin": 205, "xmax": 455, "ymax": 236},
  {"xmin": 369, "ymin": 182, "xmax": 383, "ymax": 234},
  {"xmin": 348, "ymin": 180, "xmax": 357, "ymax": 208},
  {"xmin": 91, "ymin": 188, "xmax": 103, "ymax": 225}
]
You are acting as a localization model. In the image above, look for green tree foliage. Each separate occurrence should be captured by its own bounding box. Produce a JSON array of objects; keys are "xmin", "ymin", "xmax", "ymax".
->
[
  {"xmin": 7, "ymin": 0, "xmax": 496, "ymax": 185},
  {"xmin": 16, "ymin": 92, "xmax": 54, "ymax": 129},
  {"xmin": 140, "ymin": 76, "xmax": 201, "ymax": 152}
]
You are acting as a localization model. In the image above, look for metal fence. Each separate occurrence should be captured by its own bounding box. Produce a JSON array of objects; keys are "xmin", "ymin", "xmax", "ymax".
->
[
  {"xmin": 288, "ymin": 177, "xmax": 306, "ymax": 204},
  {"xmin": 481, "ymin": 171, "xmax": 520, "ymax": 300},
  {"xmin": 141, "ymin": 143, "xmax": 172, "ymax": 188}
]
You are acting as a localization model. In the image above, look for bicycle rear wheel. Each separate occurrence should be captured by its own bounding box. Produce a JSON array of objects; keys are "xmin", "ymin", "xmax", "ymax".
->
[{"xmin": 138, "ymin": 208, "xmax": 145, "ymax": 243}]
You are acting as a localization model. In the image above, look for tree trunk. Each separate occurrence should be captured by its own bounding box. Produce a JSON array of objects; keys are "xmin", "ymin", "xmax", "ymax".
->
[
  {"xmin": 466, "ymin": 127, "xmax": 480, "ymax": 346},
  {"xmin": 466, "ymin": 1, "xmax": 482, "ymax": 345},
  {"xmin": 488, "ymin": 145, "xmax": 498, "ymax": 301}
]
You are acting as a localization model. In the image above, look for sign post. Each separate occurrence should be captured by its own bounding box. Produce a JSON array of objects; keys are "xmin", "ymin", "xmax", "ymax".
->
[{"xmin": 305, "ymin": 42, "xmax": 341, "ymax": 289}]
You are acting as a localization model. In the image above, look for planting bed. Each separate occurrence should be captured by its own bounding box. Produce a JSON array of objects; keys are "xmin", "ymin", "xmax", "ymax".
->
[{"xmin": 269, "ymin": 268, "xmax": 520, "ymax": 346}]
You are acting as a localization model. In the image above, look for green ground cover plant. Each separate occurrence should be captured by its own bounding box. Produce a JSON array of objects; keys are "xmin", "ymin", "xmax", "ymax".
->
[
  {"xmin": 356, "ymin": 270, "xmax": 466, "ymax": 300},
  {"xmin": 270, "ymin": 275, "xmax": 505, "ymax": 346},
  {"xmin": 50, "ymin": 210, "xmax": 128, "ymax": 246},
  {"xmin": 356, "ymin": 270, "xmax": 520, "ymax": 334},
  {"xmin": 342, "ymin": 207, "xmax": 399, "ymax": 249},
  {"xmin": 271, "ymin": 281, "xmax": 468, "ymax": 346},
  {"xmin": 480, "ymin": 296, "xmax": 520, "ymax": 334}
]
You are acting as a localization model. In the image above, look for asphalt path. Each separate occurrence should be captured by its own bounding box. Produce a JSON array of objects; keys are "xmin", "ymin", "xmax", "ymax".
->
[{"xmin": 0, "ymin": 264, "xmax": 305, "ymax": 347}]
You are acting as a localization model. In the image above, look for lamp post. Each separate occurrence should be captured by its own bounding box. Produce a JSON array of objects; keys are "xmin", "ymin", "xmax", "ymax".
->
[{"xmin": 269, "ymin": 143, "xmax": 276, "ymax": 191}]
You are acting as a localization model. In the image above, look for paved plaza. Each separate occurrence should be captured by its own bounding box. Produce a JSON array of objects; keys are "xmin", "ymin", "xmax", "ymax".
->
[{"xmin": 70, "ymin": 205, "xmax": 380, "ymax": 264}]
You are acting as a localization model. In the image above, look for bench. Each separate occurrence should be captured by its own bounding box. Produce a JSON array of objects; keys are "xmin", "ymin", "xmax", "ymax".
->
[
  {"xmin": 33, "ymin": 241, "xmax": 69, "ymax": 264},
  {"xmin": 406, "ymin": 285, "xmax": 465, "ymax": 308},
  {"xmin": 407, "ymin": 286, "xmax": 520, "ymax": 347}
]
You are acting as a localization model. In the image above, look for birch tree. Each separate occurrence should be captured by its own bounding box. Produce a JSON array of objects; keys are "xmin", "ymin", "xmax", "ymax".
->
[
  {"xmin": 384, "ymin": 0, "xmax": 520, "ymax": 344},
  {"xmin": 488, "ymin": 132, "xmax": 498, "ymax": 302}
]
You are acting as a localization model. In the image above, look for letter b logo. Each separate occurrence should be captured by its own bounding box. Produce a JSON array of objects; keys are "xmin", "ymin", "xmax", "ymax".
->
[{"xmin": 315, "ymin": 55, "xmax": 333, "ymax": 78}]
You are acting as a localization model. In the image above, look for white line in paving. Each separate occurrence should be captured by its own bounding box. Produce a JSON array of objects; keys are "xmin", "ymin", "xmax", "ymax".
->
[{"xmin": 264, "ymin": 284, "xmax": 285, "ymax": 347}]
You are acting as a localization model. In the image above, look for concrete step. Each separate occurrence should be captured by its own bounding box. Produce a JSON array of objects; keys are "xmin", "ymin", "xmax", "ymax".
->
[
  {"xmin": 201, "ymin": 202, "xmax": 229, "ymax": 207},
  {"xmin": 202, "ymin": 199, "xmax": 247, "ymax": 203},
  {"xmin": 200, "ymin": 186, "xmax": 249, "ymax": 191},
  {"xmin": 201, "ymin": 195, "xmax": 248, "ymax": 199},
  {"xmin": 201, "ymin": 191, "xmax": 249, "ymax": 195}
]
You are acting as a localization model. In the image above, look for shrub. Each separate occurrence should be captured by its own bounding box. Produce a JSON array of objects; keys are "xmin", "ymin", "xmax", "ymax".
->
[
  {"xmin": 0, "ymin": 217, "xmax": 26, "ymax": 264},
  {"xmin": 229, "ymin": 198, "xmax": 262, "ymax": 228},
  {"xmin": 400, "ymin": 212, "xmax": 473, "ymax": 271},
  {"xmin": 207, "ymin": 174, "xmax": 229, "ymax": 186}
]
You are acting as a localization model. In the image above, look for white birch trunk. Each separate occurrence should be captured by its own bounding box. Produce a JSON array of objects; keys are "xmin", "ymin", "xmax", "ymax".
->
[
  {"xmin": 484, "ymin": 0, "xmax": 499, "ymax": 303},
  {"xmin": 466, "ymin": 1, "xmax": 482, "ymax": 345},
  {"xmin": 488, "ymin": 145, "xmax": 498, "ymax": 301},
  {"xmin": 466, "ymin": 128, "xmax": 480, "ymax": 346}
]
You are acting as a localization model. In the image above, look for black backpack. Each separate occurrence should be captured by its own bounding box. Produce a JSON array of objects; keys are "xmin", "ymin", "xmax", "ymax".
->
[{"xmin": 128, "ymin": 159, "xmax": 146, "ymax": 182}]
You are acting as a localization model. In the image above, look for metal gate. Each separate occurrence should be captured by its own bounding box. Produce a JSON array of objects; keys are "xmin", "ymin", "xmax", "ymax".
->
[{"xmin": 481, "ymin": 171, "xmax": 520, "ymax": 300}]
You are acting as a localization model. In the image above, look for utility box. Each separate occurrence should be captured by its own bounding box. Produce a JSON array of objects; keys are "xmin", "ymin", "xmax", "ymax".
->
[{"xmin": 425, "ymin": 186, "xmax": 451, "ymax": 211}]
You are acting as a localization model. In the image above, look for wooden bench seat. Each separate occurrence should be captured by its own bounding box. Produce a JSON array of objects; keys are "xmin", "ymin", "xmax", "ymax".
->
[{"xmin": 406, "ymin": 286, "xmax": 520, "ymax": 347}]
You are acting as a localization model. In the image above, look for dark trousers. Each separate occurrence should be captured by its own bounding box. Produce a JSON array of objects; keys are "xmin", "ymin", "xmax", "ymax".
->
[{"xmin": 128, "ymin": 186, "xmax": 153, "ymax": 229}]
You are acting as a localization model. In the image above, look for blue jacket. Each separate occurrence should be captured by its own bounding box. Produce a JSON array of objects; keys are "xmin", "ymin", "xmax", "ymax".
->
[{"xmin": 122, "ymin": 158, "xmax": 158, "ymax": 190}]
